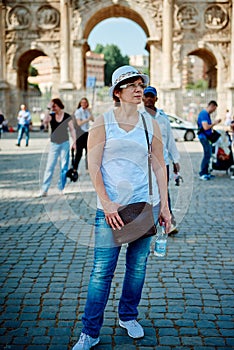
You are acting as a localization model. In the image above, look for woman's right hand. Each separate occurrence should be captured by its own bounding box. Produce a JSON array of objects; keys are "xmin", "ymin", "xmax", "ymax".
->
[{"xmin": 103, "ymin": 201, "xmax": 124, "ymax": 231}]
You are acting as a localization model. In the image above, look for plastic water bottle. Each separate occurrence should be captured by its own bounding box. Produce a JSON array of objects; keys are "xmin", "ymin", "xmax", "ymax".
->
[{"xmin": 154, "ymin": 223, "xmax": 167, "ymax": 257}]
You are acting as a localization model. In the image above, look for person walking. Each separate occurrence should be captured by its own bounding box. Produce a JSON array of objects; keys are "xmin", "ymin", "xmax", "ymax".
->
[
  {"xmin": 16, "ymin": 104, "xmax": 31, "ymax": 147},
  {"xmin": 73, "ymin": 97, "xmax": 94, "ymax": 174},
  {"xmin": 71, "ymin": 65, "xmax": 171, "ymax": 350},
  {"xmin": 0, "ymin": 111, "xmax": 4, "ymax": 139},
  {"xmin": 38, "ymin": 98, "xmax": 76, "ymax": 197},
  {"xmin": 197, "ymin": 100, "xmax": 221, "ymax": 180},
  {"xmin": 141, "ymin": 86, "xmax": 180, "ymax": 235}
]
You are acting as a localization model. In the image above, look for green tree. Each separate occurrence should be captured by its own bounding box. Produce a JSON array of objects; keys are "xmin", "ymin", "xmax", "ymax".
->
[
  {"xmin": 186, "ymin": 79, "xmax": 208, "ymax": 90},
  {"xmin": 28, "ymin": 65, "xmax": 38, "ymax": 77},
  {"xmin": 94, "ymin": 44, "xmax": 129, "ymax": 86}
]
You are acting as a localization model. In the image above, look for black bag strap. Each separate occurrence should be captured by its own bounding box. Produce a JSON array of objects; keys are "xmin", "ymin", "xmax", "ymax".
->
[
  {"xmin": 71, "ymin": 148, "xmax": 75, "ymax": 168},
  {"xmin": 141, "ymin": 114, "xmax": 153, "ymax": 202}
]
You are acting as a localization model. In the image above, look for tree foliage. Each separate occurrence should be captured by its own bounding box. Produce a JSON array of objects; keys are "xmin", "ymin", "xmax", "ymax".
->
[
  {"xmin": 94, "ymin": 44, "xmax": 129, "ymax": 86},
  {"xmin": 186, "ymin": 79, "xmax": 208, "ymax": 90},
  {"xmin": 28, "ymin": 65, "xmax": 38, "ymax": 77}
]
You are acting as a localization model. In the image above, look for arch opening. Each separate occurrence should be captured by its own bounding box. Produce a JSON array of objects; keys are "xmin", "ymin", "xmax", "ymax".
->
[
  {"xmin": 81, "ymin": 5, "xmax": 150, "ymax": 87},
  {"xmin": 17, "ymin": 50, "xmax": 53, "ymax": 99},
  {"xmin": 17, "ymin": 50, "xmax": 46, "ymax": 92},
  {"xmin": 185, "ymin": 48, "xmax": 217, "ymax": 89}
]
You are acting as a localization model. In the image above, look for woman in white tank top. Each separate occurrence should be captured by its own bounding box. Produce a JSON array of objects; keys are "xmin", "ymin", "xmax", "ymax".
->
[{"xmin": 72, "ymin": 66, "xmax": 171, "ymax": 350}]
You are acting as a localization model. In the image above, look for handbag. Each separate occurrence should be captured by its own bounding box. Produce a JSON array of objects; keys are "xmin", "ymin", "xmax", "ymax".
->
[
  {"xmin": 112, "ymin": 114, "xmax": 157, "ymax": 245},
  {"xmin": 206, "ymin": 129, "xmax": 221, "ymax": 144},
  {"xmin": 198, "ymin": 127, "xmax": 221, "ymax": 144},
  {"xmin": 66, "ymin": 148, "xmax": 78, "ymax": 182}
]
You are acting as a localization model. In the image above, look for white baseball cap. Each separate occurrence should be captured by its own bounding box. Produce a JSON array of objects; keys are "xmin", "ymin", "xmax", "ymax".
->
[{"xmin": 109, "ymin": 65, "xmax": 149, "ymax": 97}]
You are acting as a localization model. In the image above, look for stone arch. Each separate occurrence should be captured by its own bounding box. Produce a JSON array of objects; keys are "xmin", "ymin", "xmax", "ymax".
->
[
  {"xmin": 13, "ymin": 45, "xmax": 59, "ymax": 92},
  {"xmin": 83, "ymin": 5, "xmax": 150, "ymax": 39},
  {"xmin": 17, "ymin": 50, "xmax": 46, "ymax": 90},
  {"xmin": 188, "ymin": 48, "xmax": 217, "ymax": 88},
  {"xmin": 78, "ymin": 4, "xmax": 151, "ymax": 88}
]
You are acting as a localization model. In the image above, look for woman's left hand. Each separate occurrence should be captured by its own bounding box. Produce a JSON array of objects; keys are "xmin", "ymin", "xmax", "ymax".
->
[
  {"xmin": 72, "ymin": 142, "xmax": 76, "ymax": 150},
  {"xmin": 158, "ymin": 208, "xmax": 171, "ymax": 234}
]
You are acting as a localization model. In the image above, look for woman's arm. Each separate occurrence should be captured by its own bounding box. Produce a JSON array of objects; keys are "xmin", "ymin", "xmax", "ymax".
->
[
  {"xmin": 151, "ymin": 119, "xmax": 171, "ymax": 233},
  {"xmin": 87, "ymin": 116, "xmax": 124, "ymax": 230},
  {"xmin": 68, "ymin": 119, "xmax": 77, "ymax": 150},
  {"xmin": 43, "ymin": 110, "xmax": 51, "ymax": 128},
  {"xmin": 76, "ymin": 109, "xmax": 93, "ymax": 127}
]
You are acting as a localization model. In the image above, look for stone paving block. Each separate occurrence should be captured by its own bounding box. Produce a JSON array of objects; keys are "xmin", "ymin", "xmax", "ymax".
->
[
  {"xmin": 226, "ymin": 338, "xmax": 234, "ymax": 347},
  {"xmin": 57, "ymin": 310, "xmax": 76, "ymax": 320},
  {"xmin": 179, "ymin": 327, "xmax": 198, "ymax": 336},
  {"xmin": 199, "ymin": 328, "xmax": 221, "ymax": 337},
  {"xmin": 181, "ymin": 336, "xmax": 203, "ymax": 346},
  {"xmin": 175, "ymin": 319, "xmax": 194, "ymax": 327},
  {"xmin": 217, "ymin": 320, "xmax": 234, "ymax": 328},
  {"xmin": 153, "ymin": 320, "xmax": 174, "ymax": 327},
  {"xmin": 182, "ymin": 313, "xmax": 199, "ymax": 320},
  {"xmin": 12, "ymin": 336, "xmax": 33, "ymax": 344},
  {"xmin": 158, "ymin": 328, "xmax": 179, "ymax": 336},
  {"xmin": 204, "ymin": 337, "xmax": 226, "ymax": 346},
  {"xmin": 137, "ymin": 335, "xmax": 158, "ymax": 347},
  {"xmin": 159, "ymin": 336, "xmax": 180, "ymax": 346}
]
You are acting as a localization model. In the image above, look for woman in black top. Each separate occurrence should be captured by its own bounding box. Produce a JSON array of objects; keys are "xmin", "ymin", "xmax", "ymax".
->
[{"xmin": 38, "ymin": 98, "xmax": 76, "ymax": 197}]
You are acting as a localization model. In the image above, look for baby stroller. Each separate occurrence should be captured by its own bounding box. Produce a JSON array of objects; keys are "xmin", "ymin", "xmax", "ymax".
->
[{"xmin": 211, "ymin": 130, "xmax": 234, "ymax": 174}]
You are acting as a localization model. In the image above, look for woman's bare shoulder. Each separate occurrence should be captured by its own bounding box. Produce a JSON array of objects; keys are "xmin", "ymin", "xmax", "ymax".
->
[{"xmin": 90, "ymin": 114, "xmax": 104, "ymax": 130}]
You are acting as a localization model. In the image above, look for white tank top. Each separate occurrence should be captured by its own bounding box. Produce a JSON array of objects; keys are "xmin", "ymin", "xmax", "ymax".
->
[{"xmin": 97, "ymin": 109, "xmax": 160, "ymax": 209}]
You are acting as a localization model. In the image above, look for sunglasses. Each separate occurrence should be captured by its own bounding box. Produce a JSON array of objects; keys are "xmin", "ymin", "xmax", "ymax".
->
[{"xmin": 119, "ymin": 83, "xmax": 147, "ymax": 90}]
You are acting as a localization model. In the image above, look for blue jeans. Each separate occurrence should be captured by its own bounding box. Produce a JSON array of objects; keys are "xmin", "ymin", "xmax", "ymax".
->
[
  {"xmin": 82, "ymin": 204, "xmax": 160, "ymax": 338},
  {"xmin": 42, "ymin": 141, "xmax": 70, "ymax": 192},
  {"xmin": 199, "ymin": 137, "xmax": 212, "ymax": 176},
  {"xmin": 17, "ymin": 125, "xmax": 29, "ymax": 146}
]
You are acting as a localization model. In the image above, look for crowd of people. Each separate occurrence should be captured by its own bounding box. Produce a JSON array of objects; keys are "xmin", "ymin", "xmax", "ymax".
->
[{"xmin": 2, "ymin": 64, "xmax": 233, "ymax": 200}]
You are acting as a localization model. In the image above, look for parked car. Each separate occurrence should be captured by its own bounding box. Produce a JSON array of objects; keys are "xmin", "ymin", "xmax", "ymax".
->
[{"xmin": 167, "ymin": 114, "xmax": 198, "ymax": 141}]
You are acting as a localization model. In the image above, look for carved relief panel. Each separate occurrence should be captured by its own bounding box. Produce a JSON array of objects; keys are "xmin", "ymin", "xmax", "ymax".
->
[
  {"xmin": 37, "ymin": 5, "xmax": 60, "ymax": 30},
  {"xmin": 204, "ymin": 5, "xmax": 228, "ymax": 29},
  {"xmin": 176, "ymin": 5, "xmax": 199, "ymax": 29},
  {"xmin": 7, "ymin": 5, "xmax": 31, "ymax": 29},
  {"xmin": 6, "ymin": 4, "xmax": 60, "ymax": 31}
]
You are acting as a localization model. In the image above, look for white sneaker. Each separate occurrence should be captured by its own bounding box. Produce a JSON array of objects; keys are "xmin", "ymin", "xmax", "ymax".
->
[
  {"xmin": 119, "ymin": 319, "xmax": 144, "ymax": 339},
  {"xmin": 72, "ymin": 332, "xmax": 100, "ymax": 350},
  {"xmin": 199, "ymin": 174, "xmax": 210, "ymax": 181}
]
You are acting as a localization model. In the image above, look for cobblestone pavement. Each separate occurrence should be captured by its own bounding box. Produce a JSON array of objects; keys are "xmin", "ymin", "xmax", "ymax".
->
[{"xmin": 0, "ymin": 133, "xmax": 233, "ymax": 350}]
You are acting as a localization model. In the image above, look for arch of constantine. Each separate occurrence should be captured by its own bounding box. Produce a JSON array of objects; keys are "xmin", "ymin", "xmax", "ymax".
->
[{"xmin": 0, "ymin": 0, "xmax": 233, "ymax": 123}]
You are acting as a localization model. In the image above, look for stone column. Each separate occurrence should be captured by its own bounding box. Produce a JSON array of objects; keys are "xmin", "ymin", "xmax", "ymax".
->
[
  {"xmin": 0, "ymin": 1, "xmax": 8, "ymax": 88},
  {"xmin": 227, "ymin": 0, "xmax": 234, "ymax": 114},
  {"xmin": 60, "ymin": 0, "xmax": 74, "ymax": 89},
  {"xmin": 231, "ymin": 0, "xmax": 234, "ymax": 85},
  {"xmin": 73, "ymin": 39, "xmax": 89, "ymax": 90},
  {"xmin": 162, "ymin": 0, "xmax": 173, "ymax": 85},
  {"xmin": 147, "ymin": 38, "xmax": 162, "ymax": 87},
  {"xmin": 0, "ymin": 0, "xmax": 9, "ymax": 118}
]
